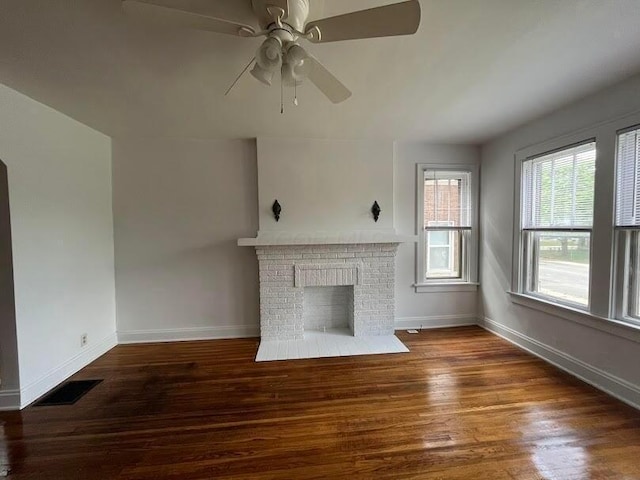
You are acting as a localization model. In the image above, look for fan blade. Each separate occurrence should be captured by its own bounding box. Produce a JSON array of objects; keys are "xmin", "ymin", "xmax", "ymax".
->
[
  {"xmin": 122, "ymin": 0, "xmax": 256, "ymax": 36},
  {"xmin": 305, "ymin": 0, "xmax": 420, "ymax": 43},
  {"xmin": 306, "ymin": 56, "xmax": 351, "ymax": 104}
]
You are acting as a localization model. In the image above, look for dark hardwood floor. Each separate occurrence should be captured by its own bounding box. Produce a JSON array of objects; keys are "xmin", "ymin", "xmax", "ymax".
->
[{"xmin": 1, "ymin": 326, "xmax": 639, "ymax": 479}]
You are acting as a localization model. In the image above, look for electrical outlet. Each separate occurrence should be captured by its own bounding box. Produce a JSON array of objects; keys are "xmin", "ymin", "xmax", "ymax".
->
[{"xmin": 80, "ymin": 334, "xmax": 88, "ymax": 347}]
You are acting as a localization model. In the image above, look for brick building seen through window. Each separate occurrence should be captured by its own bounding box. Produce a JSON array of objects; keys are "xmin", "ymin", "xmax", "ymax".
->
[{"xmin": 423, "ymin": 175, "xmax": 467, "ymax": 279}]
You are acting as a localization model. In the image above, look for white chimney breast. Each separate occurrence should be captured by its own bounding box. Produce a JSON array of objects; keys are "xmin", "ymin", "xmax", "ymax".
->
[{"xmin": 256, "ymin": 138, "xmax": 395, "ymax": 235}]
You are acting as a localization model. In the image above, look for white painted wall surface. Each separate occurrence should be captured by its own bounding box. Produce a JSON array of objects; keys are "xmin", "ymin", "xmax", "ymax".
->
[
  {"xmin": 394, "ymin": 143, "xmax": 480, "ymax": 327},
  {"xmin": 0, "ymin": 84, "xmax": 116, "ymax": 407},
  {"xmin": 0, "ymin": 161, "xmax": 20, "ymax": 409},
  {"xmin": 480, "ymin": 73, "xmax": 640, "ymax": 403},
  {"xmin": 112, "ymin": 137, "xmax": 260, "ymax": 342},
  {"xmin": 256, "ymin": 138, "xmax": 394, "ymax": 234}
]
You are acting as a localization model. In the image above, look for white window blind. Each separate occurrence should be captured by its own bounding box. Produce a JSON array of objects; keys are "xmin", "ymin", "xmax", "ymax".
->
[
  {"xmin": 522, "ymin": 142, "xmax": 596, "ymax": 229},
  {"xmin": 615, "ymin": 127, "xmax": 640, "ymax": 227},
  {"xmin": 424, "ymin": 170, "xmax": 471, "ymax": 228}
]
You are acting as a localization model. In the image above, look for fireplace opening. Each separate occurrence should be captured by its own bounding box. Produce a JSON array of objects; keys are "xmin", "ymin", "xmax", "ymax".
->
[{"xmin": 303, "ymin": 285, "xmax": 354, "ymax": 336}]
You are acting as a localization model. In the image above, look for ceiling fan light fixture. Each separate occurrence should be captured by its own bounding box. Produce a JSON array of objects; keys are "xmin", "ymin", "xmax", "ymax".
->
[
  {"xmin": 250, "ymin": 63, "xmax": 275, "ymax": 86},
  {"xmin": 256, "ymin": 37, "xmax": 283, "ymax": 71},
  {"xmin": 281, "ymin": 62, "xmax": 299, "ymax": 87},
  {"xmin": 285, "ymin": 43, "xmax": 307, "ymax": 65},
  {"xmin": 281, "ymin": 43, "xmax": 311, "ymax": 86}
]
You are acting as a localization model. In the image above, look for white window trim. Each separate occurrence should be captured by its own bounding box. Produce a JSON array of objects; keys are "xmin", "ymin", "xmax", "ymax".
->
[
  {"xmin": 613, "ymin": 228, "xmax": 640, "ymax": 325},
  {"xmin": 613, "ymin": 125, "xmax": 640, "ymax": 326},
  {"xmin": 508, "ymin": 291, "xmax": 640, "ymax": 345},
  {"xmin": 519, "ymin": 140, "xmax": 596, "ymax": 311},
  {"xmin": 511, "ymin": 109, "xmax": 640, "ymax": 336},
  {"xmin": 415, "ymin": 163, "xmax": 479, "ymax": 293}
]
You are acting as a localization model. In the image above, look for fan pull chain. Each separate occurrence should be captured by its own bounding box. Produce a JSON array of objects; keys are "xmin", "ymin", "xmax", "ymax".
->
[
  {"xmin": 280, "ymin": 70, "xmax": 284, "ymax": 115},
  {"xmin": 294, "ymin": 82, "xmax": 298, "ymax": 106}
]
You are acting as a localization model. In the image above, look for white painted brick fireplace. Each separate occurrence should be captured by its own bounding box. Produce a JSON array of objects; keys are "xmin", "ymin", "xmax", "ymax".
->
[{"xmin": 255, "ymin": 243, "xmax": 398, "ymax": 340}]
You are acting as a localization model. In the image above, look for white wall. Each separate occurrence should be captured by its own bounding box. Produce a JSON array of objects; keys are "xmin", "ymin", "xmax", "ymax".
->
[
  {"xmin": 0, "ymin": 84, "xmax": 116, "ymax": 408},
  {"xmin": 480, "ymin": 73, "xmax": 640, "ymax": 407},
  {"xmin": 112, "ymin": 137, "xmax": 260, "ymax": 342},
  {"xmin": 113, "ymin": 137, "xmax": 479, "ymax": 339},
  {"xmin": 394, "ymin": 143, "xmax": 480, "ymax": 327},
  {"xmin": 0, "ymin": 161, "xmax": 20, "ymax": 410},
  {"xmin": 256, "ymin": 138, "xmax": 479, "ymax": 327},
  {"xmin": 256, "ymin": 138, "xmax": 394, "ymax": 234}
]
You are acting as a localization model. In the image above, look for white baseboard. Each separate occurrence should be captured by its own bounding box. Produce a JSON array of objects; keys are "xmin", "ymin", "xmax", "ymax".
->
[
  {"xmin": 395, "ymin": 315, "xmax": 477, "ymax": 331},
  {"xmin": 119, "ymin": 319, "xmax": 473, "ymax": 344},
  {"xmin": 19, "ymin": 332, "xmax": 117, "ymax": 409},
  {"xmin": 117, "ymin": 324, "xmax": 260, "ymax": 344},
  {"xmin": 481, "ymin": 316, "xmax": 640, "ymax": 410},
  {"xmin": 0, "ymin": 389, "xmax": 20, "ymax": 411}
]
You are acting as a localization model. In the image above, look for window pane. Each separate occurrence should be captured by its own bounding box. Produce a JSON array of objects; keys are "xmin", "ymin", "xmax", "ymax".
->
[
  {"xmin": 429, "ymin": 247, "xmax": 450, "ymax": 270},
  {"xmin": 527, "ymin": 231, "xmax": 590, "ymax": 306},
  {"xmin": 616, "ymin": 127, "xmax": 640, "ymax": 227},
  {"xmin": 627, "ymin": 231, "xmax": 640, "ymax": 319},
  {"xmin": 429, "ymin": 230, "xmax": 449, "ymax": 246},
  {"xmin": 426, "ymin": 230, "xmax": 461, "ymax": 279},
  {"xmin": 522, "ymin": 142, "xmax": 596, "ymax": 228},
  {"xmin": 424, "ymin": 171, "xmax": 471, "ymax": 227}
]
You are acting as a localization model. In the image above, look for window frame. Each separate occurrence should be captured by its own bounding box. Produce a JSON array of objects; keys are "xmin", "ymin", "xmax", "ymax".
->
[
  {"xmin": 615, "ymin": 229, "xmax": 640, "ymax": 327},
  {"xmin": 513, "ymin": 136, "xmax": 607, "ymax": 312},
  {"xmin": 613, "ymin": 123, "xmax": 640, "ymax": 327},
  {"xmin": 415, "ymin": 163, "xmax": 479, "ymax": 293},
  {"xmin": 518, "ymin": 140, "xmax": 596, "ymax": 310},
  {"xmin": 509, "ymin": 112, "xmax": 640, "ymax": 340}
]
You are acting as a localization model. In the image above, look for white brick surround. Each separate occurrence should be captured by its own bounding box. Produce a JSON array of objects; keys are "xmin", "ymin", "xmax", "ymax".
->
[{"xmin": 256, "ymin": 243, "xmax": 399, "ymax": 340}]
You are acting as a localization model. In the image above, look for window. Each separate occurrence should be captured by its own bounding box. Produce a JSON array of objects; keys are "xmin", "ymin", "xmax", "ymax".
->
[
  {"xmin": 426, "ymin": 221, "xmax": 456, "ymax": 277},
  {"xmin": 416, "ymin": 165, "xmax": 478, "ymax": 291},
  {"xmin": 615, "ymin": 126, "xmax": 640, "ymax": 324},
  {"xmin": 520, "ymin": 141, "xmax": 596, "ymax": 308},
  {"xmin": 511, "ymin": 113, "xmax": 640, "ymax": 336}
]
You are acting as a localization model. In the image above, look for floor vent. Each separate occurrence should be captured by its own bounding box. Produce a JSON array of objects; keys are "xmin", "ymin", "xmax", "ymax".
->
[{"xmin": 34, "ymin": 379, "xmax": 102, "ymax": 407}]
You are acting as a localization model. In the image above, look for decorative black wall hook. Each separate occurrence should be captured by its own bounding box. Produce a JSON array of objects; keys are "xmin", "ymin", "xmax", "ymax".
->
[
  {"xmin": 272, "ymin": 200, "xmax": 282, "ymax": 222},
  {"xmin": 371, "ymin": 201, "xmax": 381, "ymax": 222}
]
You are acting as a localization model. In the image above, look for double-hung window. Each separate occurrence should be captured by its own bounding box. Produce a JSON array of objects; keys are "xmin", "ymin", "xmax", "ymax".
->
[
  {"xmin": 512, "ymin": 112, "xmax": 640, "ymax": 334},
  {"xmin": 520, "ymin": 141, "xmax": 596, "ymax": 308},
  {"xmin": 615, "ymin": 126, "xmax": 640, "ymax": 325},
  {"xmin": 416, "ymin": 165, "xmax": 478, "ymax": 291}
]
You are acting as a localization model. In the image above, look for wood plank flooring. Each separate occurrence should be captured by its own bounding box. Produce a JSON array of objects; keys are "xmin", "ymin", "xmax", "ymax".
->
[{"xmin": 1, "ymin": 326, "xmax": 639, "ymax": 479}]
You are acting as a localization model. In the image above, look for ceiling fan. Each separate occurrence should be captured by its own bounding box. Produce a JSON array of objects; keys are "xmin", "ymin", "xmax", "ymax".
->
[{"xmin": 122, "ymin": 0, "xmax": 421, "ymax": 105}]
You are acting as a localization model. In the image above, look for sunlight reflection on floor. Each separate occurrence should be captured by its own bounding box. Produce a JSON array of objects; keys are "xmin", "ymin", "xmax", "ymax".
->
[
  {"xmin": 523, "ymin": 406, "xmax": 589, "ymax": 480},
  {"xmin": 0, "ymin": 423, "xmax": 9, "ymax": 477}
]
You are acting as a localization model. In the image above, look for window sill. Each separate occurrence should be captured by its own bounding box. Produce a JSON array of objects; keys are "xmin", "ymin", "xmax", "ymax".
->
[
  {"xmin": 508, "ymin": 291, "xmax": 640, "ymax": 344},
  {"xmin": 414, "ymin": 282, "xmax": 479, "ymax": 293}
]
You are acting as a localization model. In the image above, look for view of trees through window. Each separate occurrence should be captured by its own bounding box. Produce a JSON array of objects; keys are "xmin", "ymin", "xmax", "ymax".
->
[{"xmin": 523, "ymin": 143, "xmax": 596, "ymax": 306}]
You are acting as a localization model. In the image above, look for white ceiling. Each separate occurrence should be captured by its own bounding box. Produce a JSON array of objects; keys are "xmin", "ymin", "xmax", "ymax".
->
[{"xmin": 2, "ymin": 0, "xmax": 640, "ymax": 144}]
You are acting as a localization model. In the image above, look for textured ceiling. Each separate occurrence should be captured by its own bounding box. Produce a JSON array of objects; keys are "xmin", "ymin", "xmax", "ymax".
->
[{"xmin": 2, "ymin": 0, "xmax": 640, "ymax": 143}]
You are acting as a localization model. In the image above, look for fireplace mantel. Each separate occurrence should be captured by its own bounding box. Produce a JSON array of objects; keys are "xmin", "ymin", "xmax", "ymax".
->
[{"xmin": 237, "ymin": 232, "xmax": 417, "ymax": 247}]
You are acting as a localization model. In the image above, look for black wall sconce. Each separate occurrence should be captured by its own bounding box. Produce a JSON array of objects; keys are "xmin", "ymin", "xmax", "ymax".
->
[
  {"xmin": 371, "ymin": 201, "xmax": 381, "ymax": 222},
  {"xmin": 272, "ymin": 200, "xmax": 282, "ymax": 222}
]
